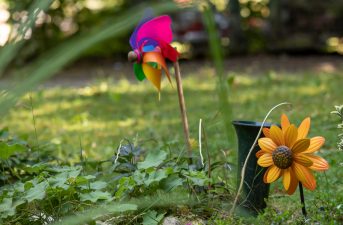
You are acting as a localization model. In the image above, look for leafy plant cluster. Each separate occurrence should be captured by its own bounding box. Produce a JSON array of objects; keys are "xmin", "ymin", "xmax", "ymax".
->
[
  {"xmin": 0, "ymin": 128, "xmax": 56, "ymax": 185},
  {"xmin": 0, "ymin": 131, "xmax": 231, "ymax": 224},
  {"xmin": 331, "ymin": 105, "xmax": 343, "ymax": 151}
]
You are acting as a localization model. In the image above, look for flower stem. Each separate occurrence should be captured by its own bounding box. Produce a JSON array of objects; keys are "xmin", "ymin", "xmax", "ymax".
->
[{"xmin": 299, "ymin": 182, "xmax": 307, "ymax": 217}]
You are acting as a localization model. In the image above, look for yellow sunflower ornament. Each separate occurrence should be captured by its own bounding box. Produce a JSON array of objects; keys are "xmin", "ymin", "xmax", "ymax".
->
[{"xmin": 256, "ymin": 114, "xmax": 329, "ymax": 195}]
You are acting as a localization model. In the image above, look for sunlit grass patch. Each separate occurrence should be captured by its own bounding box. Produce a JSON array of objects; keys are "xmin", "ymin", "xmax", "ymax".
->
[{"xmin": 4, "ymin": 71, "xmax": 342, "ymax": 161}]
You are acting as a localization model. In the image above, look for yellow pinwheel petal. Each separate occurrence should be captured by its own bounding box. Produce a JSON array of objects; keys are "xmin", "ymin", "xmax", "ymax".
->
[
  {"xmin": 306, "ymin": 154, "xmax": 329, "ymax": 171},
  {"xmin": 292, "ymin": 162, "xmax": 316, "ymax": 190},
  {"xmin": 270, "ymin": 125, "xmax": 284, "ymax": 146},
  {"xmin": 284, "ymin": 125, "xmax": 298, "ymax": 148},
  {"xmin": 283, "ymin": 168, "xmax": 291, "ymax": 190},
  {"xmin": 286, "ymin": 167, "xmax": 298, "ymax": 195},
  {"xmin": 294, "ymin": 154, "xmax": 313, "ymax": 167},
  {"xmin": 257, "ymin": 153, "xmax": 273, "ymax": 167},
  {"xmin": 262, "ymin": 128, "xmax": 270, "ymax": 138},
  {"xmin": 303, "ymin": 136, "xmax": 325, "ymax": 153},
  {"xmin": 143, "ymin": 52, "xmax": 172, "ymax": 84},
  {"xmin": 281, "ymin": 114, "xmax": 290, "ymax": 131},
  {"xmin": 291, "ymin": 139, "xmax": 310, "ymax": 154},
  {"xmin": 298, "ymin": 117, "xmax": 310, "ymax": 139},
  {"xmin": 258, "ymin": 137, "xmax": 277, "ymax": 153},
  {"xmin": 263, "ymin": 165, "xmax": 281, "ymax": 183},
  {"xmin": 142, "ymin": 63, "xmax": 162, "ymax": 91}
]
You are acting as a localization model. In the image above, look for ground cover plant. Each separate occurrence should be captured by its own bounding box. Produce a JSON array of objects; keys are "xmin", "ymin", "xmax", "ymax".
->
[
  {"xmin": 0, "ymin": 1, "xmax": 343, "ymax": 224},
  {"xmin": 1, "ymin": 69, "xmax": 342, "ymax": 224}
]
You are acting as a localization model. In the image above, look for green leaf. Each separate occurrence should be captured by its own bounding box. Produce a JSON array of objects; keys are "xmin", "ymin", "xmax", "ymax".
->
[
  {"xmin": 52, "ymin": 203, "xmax": 137, "ymax": 225},
  {"xmin": 137, "ymin": 151, "xmax": 167, "ymax": 170},
  {"xmin": 24, "ymin": 181, "xmax": 47, "ymax": 202},
  {"xmin": 79, "ymin": 191, "xmax": 112, "ymax": 203},
  {"xmin": 142, "ymin": 210, "xmax": 166, "ymax": 225},
  {"xmin": 0, "ymin": 142, "xmax": 26, "ymax": 160},
  {"xmin": 23, "ymin": 163, "xmax": 48, "ymax": 173},
  {"xmin": 162, "ymin": 175, "xmax": 183, "ymax": 191},
  {"xmin": 182, "ymin": 170, "xmax": 209, "ymax": 186},
  {"xmin": 0, "ymin": 198, "xmax": 15, "ymax": 218},
  {"xmin": 144, "ymin": 170, "xmax": 168, "ymax": 186},
  {"xmin": 79, "ymin": 181, "xmax": 107, "ymax": 190}
]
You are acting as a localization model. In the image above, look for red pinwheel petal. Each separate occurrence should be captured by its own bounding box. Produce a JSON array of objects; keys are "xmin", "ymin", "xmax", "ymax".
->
[{"xmin": 160, "ymin": 41, "xmax": 179, "ymax": 62}]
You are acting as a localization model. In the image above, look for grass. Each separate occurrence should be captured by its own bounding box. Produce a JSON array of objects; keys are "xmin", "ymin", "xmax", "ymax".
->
[{"xmin": 2, "ymin": 66, "xmax": 343, "ymax": 223}]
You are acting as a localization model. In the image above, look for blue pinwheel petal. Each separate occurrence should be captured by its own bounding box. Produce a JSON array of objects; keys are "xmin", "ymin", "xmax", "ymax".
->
[{"xmin": 142, "ymin": 45, "xmax": 155, "ymax": 52}]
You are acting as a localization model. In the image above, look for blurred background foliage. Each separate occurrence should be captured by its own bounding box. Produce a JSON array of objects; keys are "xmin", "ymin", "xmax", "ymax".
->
[{"xmin": 0, "ymin": 0, "xmax": 343, "ymax": 65}]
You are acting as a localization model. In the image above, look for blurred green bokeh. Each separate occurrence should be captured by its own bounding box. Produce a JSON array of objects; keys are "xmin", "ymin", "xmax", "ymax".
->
[{"xmin": 1, "ymin": 0, "xmax": 343, "ymax": 65}]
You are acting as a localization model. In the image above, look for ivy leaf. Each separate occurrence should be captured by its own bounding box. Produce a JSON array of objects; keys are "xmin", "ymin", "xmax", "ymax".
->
[
  {"xmin": 79, "ymin": 181, "xmax": 108, "ymax": 190},
  {"xmin": 144, "ymin": 170, "xmax": 168, "ymax": 186},
  {"xmin": 52, "ymin": 203, "xmax": 137, "ymax": 225},
  {"xmin": 142, "ymin": 210, "xmax": 166, "ymax": 225},
  {"xmin": 0, "ymin": 198, "xmax": 15, "ymax": 218},
  {"xmin": 182, "ymin": 170, "xmax": 209, "ymax": 186},
  {"xmin": 23, "ymin": 163, "xmax": 48, "ymax": 174},
  {"xmin": 0, "ymin": 142, "xmax": 26, "ymax": 160},
  {"xmin": 89, "ymin": 181, "xmax": 107, "ymax": 190},
  {"xmin": 162, "ymin": 175, "xmax": 183, "ymax": 191},
  {"xmin": 80, "ymin": 191, "xmax": 112, "ymax": 202},
  {"xmin": 137, "ymin": 151, "xmax": 167, "ymax": 170},
  {"xmin": 24, "ymin": 181, "xmax": 48, "ymax": 202}
]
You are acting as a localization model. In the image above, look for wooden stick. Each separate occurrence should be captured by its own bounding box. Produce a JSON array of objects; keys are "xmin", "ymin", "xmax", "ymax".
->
[{"xmin": 173, "ymin": 60, "xmax": 192, "ymax": 162}]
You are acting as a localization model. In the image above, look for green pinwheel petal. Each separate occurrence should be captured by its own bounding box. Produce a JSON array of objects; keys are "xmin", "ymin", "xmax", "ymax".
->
[
  {"xmin": 134, "ymin": 63, "xmax": 146, "ymax": 81},
  {"xmin": 147, "ymin": 62, "xmax": 159, "ymax": 69}
]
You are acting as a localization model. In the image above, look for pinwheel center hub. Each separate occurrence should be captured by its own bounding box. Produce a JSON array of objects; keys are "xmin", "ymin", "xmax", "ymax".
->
[{"xmin": 272, "ymin": 146, "xmax": 293, "ymax": 169}]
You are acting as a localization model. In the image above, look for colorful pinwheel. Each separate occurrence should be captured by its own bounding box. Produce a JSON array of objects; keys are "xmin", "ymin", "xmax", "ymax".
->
[{"xmin": 129, "ymin": 15, "xmax": 179, "ymax": 92}]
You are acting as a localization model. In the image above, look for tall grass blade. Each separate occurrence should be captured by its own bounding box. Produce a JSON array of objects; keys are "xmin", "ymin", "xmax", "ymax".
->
[{"xmin": 202, "ymin": 6, "xmax": 236, "ymax": 148}]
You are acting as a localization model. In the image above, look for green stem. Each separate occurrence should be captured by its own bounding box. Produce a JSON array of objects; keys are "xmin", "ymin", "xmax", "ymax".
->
[{"xmin": 299, "ymin": 182, "xmax": 307, "ymax": 217}]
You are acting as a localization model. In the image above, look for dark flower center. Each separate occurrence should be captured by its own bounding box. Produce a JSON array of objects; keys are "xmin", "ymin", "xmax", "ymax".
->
[{"xmin": 272, "ymin": 145, "xmax": 293, "ymax": 169}]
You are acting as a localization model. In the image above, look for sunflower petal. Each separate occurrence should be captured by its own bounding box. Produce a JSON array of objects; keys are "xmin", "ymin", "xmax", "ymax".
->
[
  {"xmin": 292, "ymin": 163, "xmax": 316, "ymax": 190},
  {"xmin": 257, "ymin": 154, "xmax": 273, "ymax": 167},
  {"xmin": 255, "ymin": 150, "xmax": 266, "ymax": 158},
  {"xmin": 292, "ymin": 139, "xmax": 310, "ymax": 154},
  {"xmin": 306, "ymin": 154, "xmax": 329, "ymax": 171},
  {"xmin": 269, "ymin": 125, "xmax": 284, "ymax": 146},
  {"xmin": 283, "ymin": 168, "xmax": 291, "ymax": 190},
  {"xmin": 281, "ymin": 114, "xmax": 290, "ymax": 131},
  {"xmin": 263, "ymin": 165, "xmax": 281, "ymax": 183},
  {"xmin": 298, "ymin": 117, "xmax": 310, "ymax": 139},
  {"xmin": 262, "ymin": 128, "xmax": 270, "ymax": 138},
  {"xmin": 303, "ymin": 136, "xmax": 325, "ymax": 153},
  {"xmin": 284, "ymin": 125, "xmax": 298, "ymax": 148},
  {"xmin": 294, "ymin": 154, "xmax": 313, "ymax": 167},
  {"xmin": 286, "ymin": 167, "xmax": 298, "ymax": 195},
  {"xmin": 258, "ymin": 138, "xmax": 277, "ymax": 153}
]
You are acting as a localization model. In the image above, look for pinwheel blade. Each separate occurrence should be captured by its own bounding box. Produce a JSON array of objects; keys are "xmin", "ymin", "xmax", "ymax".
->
[
  {"xmin": 142, "ymin": 63, "xmax": 162, "ymax": 91},
  {"xmin": 136, "ymin": 15, "xmax": 173, "ymax": 48},
  {"xmin": 133, "ymin": 63, "xmax": 145, "ymax": 81},
  {"xmin": 143, "ymin": 52, "xmax": 172, "ymax": 84}
]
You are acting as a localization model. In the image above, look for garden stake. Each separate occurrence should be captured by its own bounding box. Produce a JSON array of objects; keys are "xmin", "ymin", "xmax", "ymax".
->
[
  {"xmin": 128, "ymin": 15, "xmax": 193, "ymax": 163},
  {"xmin": 299, "ymin": 182, "xmax": 307, "ymax": 217},
  {"xmin": 174, "ymin": 60, "xmax": 192, "ymax": 163}
]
